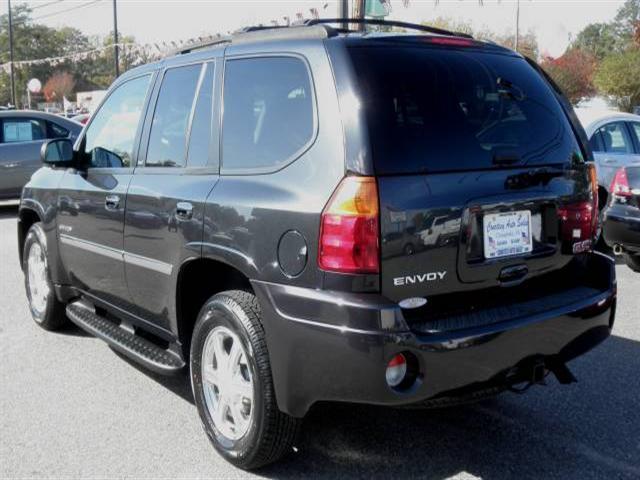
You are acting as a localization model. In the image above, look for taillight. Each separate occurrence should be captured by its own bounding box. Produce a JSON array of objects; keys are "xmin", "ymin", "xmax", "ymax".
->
[
  {"xmin": 318, "ymin": 176, "xmax": 380, "ymax": 274},
  {"xmin": 557, "ymin": 164, "xmax": 599, "ymax": 253},
  {"xmin": 610, "ymin": 167, "xmax": 631, "ymax": 199},
  {"xmin": 558, "ymin": 201, "xmax": 595, "ymax": 241}
]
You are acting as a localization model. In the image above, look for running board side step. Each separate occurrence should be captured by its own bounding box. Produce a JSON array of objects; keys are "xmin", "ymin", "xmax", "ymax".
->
[{"xmin": 66, "ymin": 302, "xmax": 185, "ymax": 375}]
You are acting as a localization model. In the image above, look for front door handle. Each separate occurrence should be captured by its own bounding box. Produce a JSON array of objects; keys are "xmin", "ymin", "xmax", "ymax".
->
[
  {"xmin": 105, "ymin": 194, "xmax": 120, "ymax": 210},
  {"xmin": 176, "ymin": 201, "xmax": 193, "ymax": 220}
]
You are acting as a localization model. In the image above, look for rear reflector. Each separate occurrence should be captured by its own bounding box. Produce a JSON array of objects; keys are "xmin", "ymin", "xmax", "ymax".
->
[
  {"xmin": 385, "ymin": 353, "xmax": 408, "ymax": 388},
  {"xmin": 318, "ymin": 176, "xmax": 380, "ymax": 274}
]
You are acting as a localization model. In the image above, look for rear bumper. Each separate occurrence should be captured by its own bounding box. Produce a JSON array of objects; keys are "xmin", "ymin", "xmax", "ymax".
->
[
  {"xmin": 252, "ymin": 253, "xmax": 616, "ymax": 418},
  {"xmin": 603, "ymin": 205, "xmax": 640, "ymax": 253}
]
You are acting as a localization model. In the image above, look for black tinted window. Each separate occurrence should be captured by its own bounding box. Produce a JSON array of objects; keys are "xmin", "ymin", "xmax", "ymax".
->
[
  {"xmin": 589, "ymin": 131, "xmax": 604, "ymax": 153},
  {"xmin": 84, "ymin": 75, "xmax": 150, "ymax": 168},
  {"xmin": 348, "ymin": 46, "xmax": 582, "ymax": 174},
  {"xmin": 222, "ymin": 57, "xmax": 314, "ymax": 171},
  {"xmin": 146, "ymin": 64, "xmax": 202, "ymax": 167},
  {"xmin": 49, "ymin": 122, "xmax": 69, "ymax": 138},
  {"xmin": 186, "ymin": 63, "xmax": 214, "ymax": 167}
]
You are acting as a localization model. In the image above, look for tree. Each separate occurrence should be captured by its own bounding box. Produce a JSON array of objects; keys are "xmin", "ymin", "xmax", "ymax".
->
[
  {"xmin": 594, "ymin": 48, "xmax": 640, "ymax": 112},
  {"xmin": 572, "ymin": 23, "xmax": 621, "ymax": 60},
  {"xmin": 541, "ymin": 49, "xmax": 597, "ymax": 104},
  {"xmin": 0, "ymin": 6, "xmax": 150, "ymax": 106},
  {"xmin": 494, "ymin": 30, "xmax": 539, "ymax": 59},
  {"xmin": 43, "ymin": 71, "xmax": 75, "ymax": 103},
  {"xmin": 614, "ymin": 0, "xmax": 640, "ymax": 41}
]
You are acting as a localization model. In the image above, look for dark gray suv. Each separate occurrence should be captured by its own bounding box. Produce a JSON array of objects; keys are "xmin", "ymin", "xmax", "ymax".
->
[{"xmin": 18, "ymin": 20, "xmax": 616, "ymax": 469}]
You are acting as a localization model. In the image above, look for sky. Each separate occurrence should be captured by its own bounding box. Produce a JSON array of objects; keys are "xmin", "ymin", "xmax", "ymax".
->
[{"xmin": 14, "ymin": 0, "xmax": 626, "ymax": 58}]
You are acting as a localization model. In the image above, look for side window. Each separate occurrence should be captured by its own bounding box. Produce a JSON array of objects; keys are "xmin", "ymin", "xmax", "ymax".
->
[
  {"xmin": 597, "ymin": 122, "xmax": 633, "ymax": 154},
  {"xmin": 630, "ymin": 122, "xmax": 640, "ymax": 153},
  {"xmin": 222, "ymin": 56, "xmax": 314, "ymax": 171},
  {"xmin": 186, "ymin": 63, "xmax": 214, "ymax": 168},
  {"xmin": 2, "ymin": 118, "xmax": 47, "ymax": 143},
  {"xmin": 84, "ymin": 75, "xmax": 151, "ymax": 168},
  {"xmin": 589, "ymin": 131, "xmax": 604, "ymax": 153},
  {"xmin": 49, "ymin": 122, "xmax": 69, "ymax": 139},
  {"xmin": 146, "ymin": 64, "xmax": 202, "ymax": 167}
]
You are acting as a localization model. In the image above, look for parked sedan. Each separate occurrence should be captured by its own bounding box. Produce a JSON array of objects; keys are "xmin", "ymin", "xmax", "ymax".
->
[
  {"xmin": 0, "ymin": 111, "xmax": 82, "ymax": 200},
  {"xmin": 575, "ymin": 108, "xmax": 640, "ymax": 207},
  {"xmin": 603, "ymin": 165, "xmax": 640, "ymax": 272}
]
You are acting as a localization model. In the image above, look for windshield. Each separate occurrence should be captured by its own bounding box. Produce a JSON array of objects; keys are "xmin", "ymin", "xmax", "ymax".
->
[{"xmin": 347, "ymin": 45, "xmax": 582, "ymax": 174}]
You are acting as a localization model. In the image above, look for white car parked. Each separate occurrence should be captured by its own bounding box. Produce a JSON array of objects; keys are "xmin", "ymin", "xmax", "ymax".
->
[{"xmin": 575, "ymin": 108, "xmax": 640, "ymax": 205}]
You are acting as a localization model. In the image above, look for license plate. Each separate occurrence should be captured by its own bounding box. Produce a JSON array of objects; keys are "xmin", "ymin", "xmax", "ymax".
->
[{"xmin": 483, "ymin": 210, "xmax": 532, "ymax": 259}]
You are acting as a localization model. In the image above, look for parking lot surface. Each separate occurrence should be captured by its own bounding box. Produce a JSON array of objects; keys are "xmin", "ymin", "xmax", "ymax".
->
[{"xmin": 1, "ymin": 204, "xmax": 639, "ymax": 480}]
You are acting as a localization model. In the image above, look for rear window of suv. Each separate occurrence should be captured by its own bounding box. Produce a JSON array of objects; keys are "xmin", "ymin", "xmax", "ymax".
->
[{"xmin": 347, "ymin": 45, "xmax": 582, "ymax": 174}]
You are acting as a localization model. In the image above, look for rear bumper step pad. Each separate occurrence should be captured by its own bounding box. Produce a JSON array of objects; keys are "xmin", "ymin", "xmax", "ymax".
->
[{"xmin": 66, "ymin": 302, "xmax": 185, "ymax": 375}]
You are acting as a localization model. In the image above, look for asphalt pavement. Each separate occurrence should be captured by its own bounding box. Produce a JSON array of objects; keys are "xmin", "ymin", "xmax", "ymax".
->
[{"xmin": 1, "ymin": 203, "xmax": 639, "ymax": 480}]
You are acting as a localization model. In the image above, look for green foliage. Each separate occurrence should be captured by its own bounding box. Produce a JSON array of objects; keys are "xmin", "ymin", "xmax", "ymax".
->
[
  {"xmin": 572, "ymin": 23, "xmax": 621, "ymax": 60},
  {"xmin": 594, "ymin": 48, "xmax": 640, "ymax": 112},
  {"xmin": 615, "ymin": 0, "xmax": 640, "ymax": 40}
]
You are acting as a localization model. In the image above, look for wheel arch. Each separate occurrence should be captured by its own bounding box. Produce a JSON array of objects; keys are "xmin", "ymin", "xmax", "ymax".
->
[
  {"xmin": 17, "ymin": 207, "xmax": 43, "ymax": 269},
  {"xmin": 175, "ymin": 256, "xmax": 253, "ymax": 359}
]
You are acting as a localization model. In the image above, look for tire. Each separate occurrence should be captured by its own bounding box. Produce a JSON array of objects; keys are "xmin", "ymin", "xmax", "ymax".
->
[
  {"xmin": 624, "ymin": 253, "xmax": 640, "ymax": 273},
  {"xmin": 190, "ymin": 290, "xmax": 300, "ymax": 470},
  {"xmin": 22, "ymin": 223, "xmax": 68, "ymax": 330}
]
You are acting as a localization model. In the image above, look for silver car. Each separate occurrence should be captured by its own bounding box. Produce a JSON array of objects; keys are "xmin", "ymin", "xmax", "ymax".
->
[
  {"xmin": 575, "ymin": 108, "xmax": 640, "ymax": 205},
  {"xmin": 0, "ymin": 111, "xmax": 82, "ymax": 200}
]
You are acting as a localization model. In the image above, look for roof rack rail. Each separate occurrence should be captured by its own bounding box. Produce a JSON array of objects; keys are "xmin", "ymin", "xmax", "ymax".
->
[
  {"xmin": 232, "ymin": 23, "xmax": 337, "ymax": 44},
  {"xmin": 174, "ymin": 24, "xmax": 336, "ymax": 56},
  {"xmin": 303, "ymin": 18, "xmax": 473, "ymax": 39},
  {"xmin": 175, "ymin": 35, "xmax": 231, "ymax": 55}
]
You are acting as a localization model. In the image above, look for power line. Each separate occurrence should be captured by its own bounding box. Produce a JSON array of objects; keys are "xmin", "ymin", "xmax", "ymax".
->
[
  {"xmin": 32, "ymin": 0, "xmax": 103, "ymax": 22},
  {"xmin": 31, "ymin": 1, "xmax": 65, "ymax": 11},
  {"xmin": 10, "ymin": 0, "xmax": 103, "ymax": 27}
]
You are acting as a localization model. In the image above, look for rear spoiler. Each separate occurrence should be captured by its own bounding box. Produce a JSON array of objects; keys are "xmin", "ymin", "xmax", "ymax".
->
[{"xmin": 524, "ymin": 57, "xmax": 594, "ymax": 164}]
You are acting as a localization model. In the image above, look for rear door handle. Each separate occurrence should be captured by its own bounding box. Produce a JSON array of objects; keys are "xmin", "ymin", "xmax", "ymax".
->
[
  {"xmin": 176, "ymin": 201, "xmax": 193, "ymax": 220},
  {"xmin": 602, "ymin": 158, "xmax": 617, "ymax": 164},
  {"xmin": 105, "ymin": 194, "xmax": 120, "ymax": 210}
]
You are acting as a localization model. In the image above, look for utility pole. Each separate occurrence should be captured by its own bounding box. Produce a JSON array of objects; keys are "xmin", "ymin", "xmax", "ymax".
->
[
  {"xmin": 355, "ymin": 0, "xmax": 365, "ymax": 31},
  {"xmin": 112, "ymin": 0, "xmax": 119, "ymax": 78},
  {"xmin": 7, "ymin": 0, "xmax": 16, "ymax": 106},
  {"xmin": 514, "ymin": 0, "xmax": 520, "ymax": 52},
  {"xmin": 338, "ymin": 0, "xmax": 348, "ymax": 30}
]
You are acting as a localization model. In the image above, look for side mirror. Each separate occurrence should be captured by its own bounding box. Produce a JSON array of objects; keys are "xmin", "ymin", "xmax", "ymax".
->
[{"xmin": 41, "ymin": 138, "xmax": 75, "ymax": 167}]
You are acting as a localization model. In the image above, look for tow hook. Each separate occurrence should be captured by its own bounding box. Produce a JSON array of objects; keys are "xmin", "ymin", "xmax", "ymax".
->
[{"xmin": 548, "ymin": 361, "xmax": 578, "ymax": 385}]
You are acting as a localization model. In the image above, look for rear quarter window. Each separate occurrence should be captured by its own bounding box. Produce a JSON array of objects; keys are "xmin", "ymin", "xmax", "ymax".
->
[
  {"xmin": 347, "ymin": 46, "xmax": 582, "ymax": 174},
  {"xmin": 221, "ymin": 56, "xmax": 315, "ymax": 172}
]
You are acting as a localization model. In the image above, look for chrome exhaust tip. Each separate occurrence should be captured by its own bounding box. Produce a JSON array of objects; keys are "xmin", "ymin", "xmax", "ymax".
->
[{"xmin": 613, "ymin": 244, "xmax": 623, "ymax": 256}]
